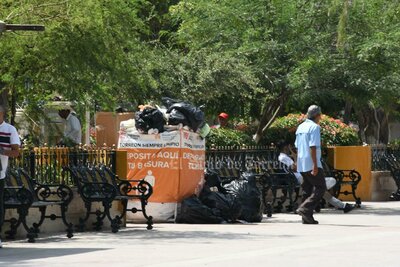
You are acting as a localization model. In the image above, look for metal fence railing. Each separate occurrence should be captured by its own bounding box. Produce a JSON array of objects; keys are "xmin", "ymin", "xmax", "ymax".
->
[
  {"xmin": 206, "ymin": 145, "xmax": 280, "ymax": 175},
  {"xmin": 207, "ymin": 145, "xmax": 400, "ymax": 173},
  {"xmin": 14, "ymin": 144, "xmax": 395, "ymax": 185},
  {"xmin": 371, "ymin": 145, "xmax": 400, "ymax": 171},
  {"xmin": 10, "ymin": 146, "xmax": 116, "ymax": 185},
  {"xmin": 371, "ymin": 145, "xmax": 388, "ymax": 171}
]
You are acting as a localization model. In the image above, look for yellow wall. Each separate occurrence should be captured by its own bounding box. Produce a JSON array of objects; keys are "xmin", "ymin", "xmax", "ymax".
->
[
  {"xmin": 116, "ymin": 150, "xmax": 128, "ymax": 179},
  {"xmin": 327, "ymin": 146, "xmax": 372, "ymax": 201},
  {"xmin": 115, "ymin": 150, "xmax": 128, "ymax": 225}
]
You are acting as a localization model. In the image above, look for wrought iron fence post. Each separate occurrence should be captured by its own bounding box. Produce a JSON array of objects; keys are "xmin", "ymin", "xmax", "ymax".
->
[
  {"xmin": 29, "ymin": 150, "xmax": 35, "ymax": 180},
  {"xmin": 111, "ymin": 149, "xmax": 117, "ymax": 173},
  {"xmin": 241, "ymin": 147, "xmax": 246, "ymax": 172},
  {"xmin": 70, "ymin": 148, "xmax": 78, "ymax": 166}
]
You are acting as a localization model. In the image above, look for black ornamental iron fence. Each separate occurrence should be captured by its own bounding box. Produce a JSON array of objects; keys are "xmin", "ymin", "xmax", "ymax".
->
[
  {"xmin": 371, "ymin": 145, "xmax": 400, "ymax": 171},
  {"xmin": 207, "ymin": 145, "xmax": 396, "ymax": 173},
  {"xmin": 10, "ymin": 145, "xmax": 278, "ymax": 186},
  {"xmin": 15, "ymin": 144, "xmax": 394, "ymax": 185},
  {"xmin": 206, "ymin": 145, "xmax": 281, "ymax": 176},
  {"xmin": 372, "ymin": 145, "xmax": 388, "ymax": 171},
  {"xmin": 9, "ymin": 146, "xmax": 116, "ymax": 185}
]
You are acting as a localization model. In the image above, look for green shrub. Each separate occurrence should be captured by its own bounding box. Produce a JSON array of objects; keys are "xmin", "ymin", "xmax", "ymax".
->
[
  {"xmin": 389, "ymin": 139, "xmax": 400, "ymax": 147},
  {"xmin": 262, "ymin": 113, "xmax": 360, "ymax": 146},
  {"xmin": 206, "ymin": 128, "xmax": 254, "ymax": 149}
]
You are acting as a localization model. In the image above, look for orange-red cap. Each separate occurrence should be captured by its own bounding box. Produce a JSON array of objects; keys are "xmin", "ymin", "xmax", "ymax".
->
[{"xmin": 219, "ymin": 112, "xmax": 229, "ymax": 119}]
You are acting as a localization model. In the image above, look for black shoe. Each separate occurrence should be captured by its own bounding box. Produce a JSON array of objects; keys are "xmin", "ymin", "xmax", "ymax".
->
[
  {"xmin": 296, "ymin": 209, "xmax": 319, "ymax": 224},
  {"xmin": 389, "ymin": 192, "xmax": 400, "ymax": 201},
  {"xmin": 341, "ymin": 203, "xmax": 355, "ymax": 213},
  {"xmin": 302, "ymin": 218, "xmax": 319, "ymax": 224}
]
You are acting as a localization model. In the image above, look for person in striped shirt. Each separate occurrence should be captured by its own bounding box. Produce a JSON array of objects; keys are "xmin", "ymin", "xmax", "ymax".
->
[{"xmin": 0, "ymin": 105, "xmax": 21, "ymax": 248}]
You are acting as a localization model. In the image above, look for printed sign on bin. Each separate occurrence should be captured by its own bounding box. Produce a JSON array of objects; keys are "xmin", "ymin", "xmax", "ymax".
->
[
  {"xmin": 118, "ymin": 130, "xmax": 205, "ymax": 203},
  {"xmin": 180, "ymin": 131, "xmax": 206, "ymax": 200}
]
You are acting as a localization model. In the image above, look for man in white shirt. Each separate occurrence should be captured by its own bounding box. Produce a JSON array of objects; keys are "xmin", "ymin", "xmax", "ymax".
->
[
  {"xmin": 277, "ymin": 141, "xmax": 303, "ymax": 185},
  {"xmin": 58, "ymin": 108, "xmax": 82, "ymax": 146},
  {"xmin": 277, "ymin": 140, "xmax": 355, "ymax": 214},
  {"xmin": 0, "ymin": 105, "xmax": 21, "ymax": 248}
]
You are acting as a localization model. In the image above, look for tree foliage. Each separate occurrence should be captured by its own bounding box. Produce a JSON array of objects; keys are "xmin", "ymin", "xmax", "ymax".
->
[{"xmin": 1, "ymin": 0, "xmax": 400, "ymax": 144}]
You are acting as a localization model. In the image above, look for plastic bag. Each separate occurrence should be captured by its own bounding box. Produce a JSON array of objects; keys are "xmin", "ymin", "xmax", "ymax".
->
[
  {"xmin": 204, "ymin": 169, "xmax": 227, "ymax": 194},
  {"xmin": 198, "ymin": 123, "xmax": 211, "ymax": 138},
  {"xmin": 162, "ymin": 97, "xmax": 182, "ymax": 109},
  {"xmin": 176, "ymin": 196, "xmax": 224, "ymax": 224},
  {"xmin": 120, "ymin": 119, "xmax": 138, "ymax": 134},
  {"xmin": 168, "ymin": 109, "xmax": 189, "ymax": 126},
  {"xmin": 135, "ymin": 107, "xmax": 165, "ymax": 133},
  {"xmin": 224, "ymin": 172, "xmax": 263, "ymax": 222},
  {"xmin": 167, "ymin": 102, "xmax": 205, "ymax": 132},
  {"xmin": 200, "ymin": 186, "xmax": 242, "ymax": 222}
]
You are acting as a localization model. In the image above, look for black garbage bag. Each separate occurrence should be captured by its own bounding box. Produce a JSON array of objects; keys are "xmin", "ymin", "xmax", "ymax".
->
[
  {"xmin": 200, "ymin": 186, "xmax": 242, "ymax": 222},
  {"xmin": 167, "ymin": 102, "xmax": 205, "ymax": 131},
  {"xmin": 135, "ymin": 107, "xmax": 165, "ymax": 133},
  {"xmin": 162, "ymin": 97, "xmax": 182, "ymax": 109},
  {"xmin": 168, "ymin": 109, "xmax": 189, "ymax": 126},
  {"xmin": 224, "ymin": 172, "xmax": 263, "ymax": 222},
  {"xmin": 204, "ymin": 169, "xmax": 227, "ymax": 194},
  {"xmin": 176, "ymin": 196, "xmax": 224, "ymax": 224}
]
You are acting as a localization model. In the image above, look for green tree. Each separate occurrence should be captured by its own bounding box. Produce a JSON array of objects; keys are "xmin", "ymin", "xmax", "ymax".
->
[{"xmin": 1, "ymin": 0, "xmax": 400, "ymax": 145}]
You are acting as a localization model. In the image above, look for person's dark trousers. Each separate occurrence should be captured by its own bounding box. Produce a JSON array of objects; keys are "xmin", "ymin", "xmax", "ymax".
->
[
  {"xmin": 298, "ymin": 168, "xmax": 327, "ymax": 216},
  {"xmin": 0, "ymin": 178, "xmax": 4, "ymax": 235}
]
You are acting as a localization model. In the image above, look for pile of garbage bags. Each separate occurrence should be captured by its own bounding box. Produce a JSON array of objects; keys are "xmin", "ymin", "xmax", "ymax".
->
[
  {"xmin": 121, "ymin": 97, "xmax": 210, "ymax": 138},
  {"xmin": 224, "ymin": 172, "xmax": 264, "ymax": 222},
  {"xmin": 177, "ymin": 170, "xmax": 264, "ymax": 224},
  {"xmin": 135, "ymin": 106, "xmax": 165, "ymax": 134},
  {"xmin": 163, "ymin": 97, "xmax": 205, "ymax": 132}
]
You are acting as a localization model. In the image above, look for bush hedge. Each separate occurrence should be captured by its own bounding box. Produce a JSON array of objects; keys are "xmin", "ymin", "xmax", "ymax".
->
[
  {"xmin": 206, "ymin": 114, "xmax": 359, "ymax": 148},
  {"xmin": 206, "ymin": 128, "xmax": 254, "ymax": 149},
  {"xmin": 262, "ymin": 113, "xmax": 360, "ymax": 146}
]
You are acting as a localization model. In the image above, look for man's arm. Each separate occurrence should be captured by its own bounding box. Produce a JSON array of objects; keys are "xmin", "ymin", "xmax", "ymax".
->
[
  {"xmin": 310, "ymin": 146, "xmax": 318, "ymax": 176},
  {"xmin": 1, "ymin": 144, "xmax": 20, "ymax": 158},
  {"xmin": 309, "ymin": 125, "xmax": 321, "ymax": 176}
]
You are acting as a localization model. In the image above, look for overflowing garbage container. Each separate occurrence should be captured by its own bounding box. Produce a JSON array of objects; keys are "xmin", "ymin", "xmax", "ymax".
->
[
  {"xmin": 118, "ymin": 130, "xmax": 205, "ymax": 222},
  {"xmin": 118, "ymin": 98, "xmax": 208, "ymax": 222},
  {"xmin": 117, "ymin": 98, "xmax": 263, "ymax": 224}
]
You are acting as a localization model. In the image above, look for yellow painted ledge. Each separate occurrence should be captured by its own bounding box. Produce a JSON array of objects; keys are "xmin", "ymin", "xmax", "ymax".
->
[{"xmin": 327, "ymin": 146, "xmax": 372, "ymax": 201}]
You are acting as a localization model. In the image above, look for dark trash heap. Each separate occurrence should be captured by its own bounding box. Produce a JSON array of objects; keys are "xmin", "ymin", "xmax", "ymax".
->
[
  {"xmin": 134, "ymin": 97, "xmax": 210, "ymax": 137},
  {"xmin": 177, "ymin": 170, "xmax": 264, "ymax": 224}
]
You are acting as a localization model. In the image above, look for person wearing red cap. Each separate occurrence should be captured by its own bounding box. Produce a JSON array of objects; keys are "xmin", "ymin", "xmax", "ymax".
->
[{"xmin": 212, "ymin": 112, "xmax": 229, "ymax": 129}]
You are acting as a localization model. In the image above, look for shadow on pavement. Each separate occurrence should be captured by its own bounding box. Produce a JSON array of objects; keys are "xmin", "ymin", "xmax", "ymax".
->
[
  {"xmin": 93, "ymin": 227, "xmax": 297, "ymax": 243},
  {"xmin": 0, "ymin": 223, "xmax": 297, "ymax": 250},
  {"xmin": 304, "ymin": 204, "xmax": 400, "ymax": 216},
  {"xmin": 355, "ymin": 205, "xmax": 400, "ymax": 216},
  {"xmin": 0, "ymin": 247, "xmax": 110, "ymax": 266},
  {"xmin": 322, "ymin": 224, "xmax": 380, "ymax": 227}
]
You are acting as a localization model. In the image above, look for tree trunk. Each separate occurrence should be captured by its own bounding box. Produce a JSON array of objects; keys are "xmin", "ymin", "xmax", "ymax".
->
[
  {"xmin": 253, "ymin": 91, "xmax": 287, "ymax": 143},
  {"xmin": 343, "ymin": 100, "xmax": 352, "ymax": 124},
  {"xmin": 356, "ymin": 109, "xmax": 368, "ymax": 144},
  {"xmin": 0, "ymin": 83, "xmax": 10, "ymax": 121},
  {"xmin": 356, "ymin": 104, "xmax": 389, "ymax": 144},
  {"xmin": 11, "ymin": 85, "xmax": 17, "ymax": 125}
]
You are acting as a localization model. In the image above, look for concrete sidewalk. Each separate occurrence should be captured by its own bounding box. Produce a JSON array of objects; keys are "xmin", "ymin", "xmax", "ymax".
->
[{"xmin": 1, "ymin": 202, "xmax": 399, "ymax": 267}]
